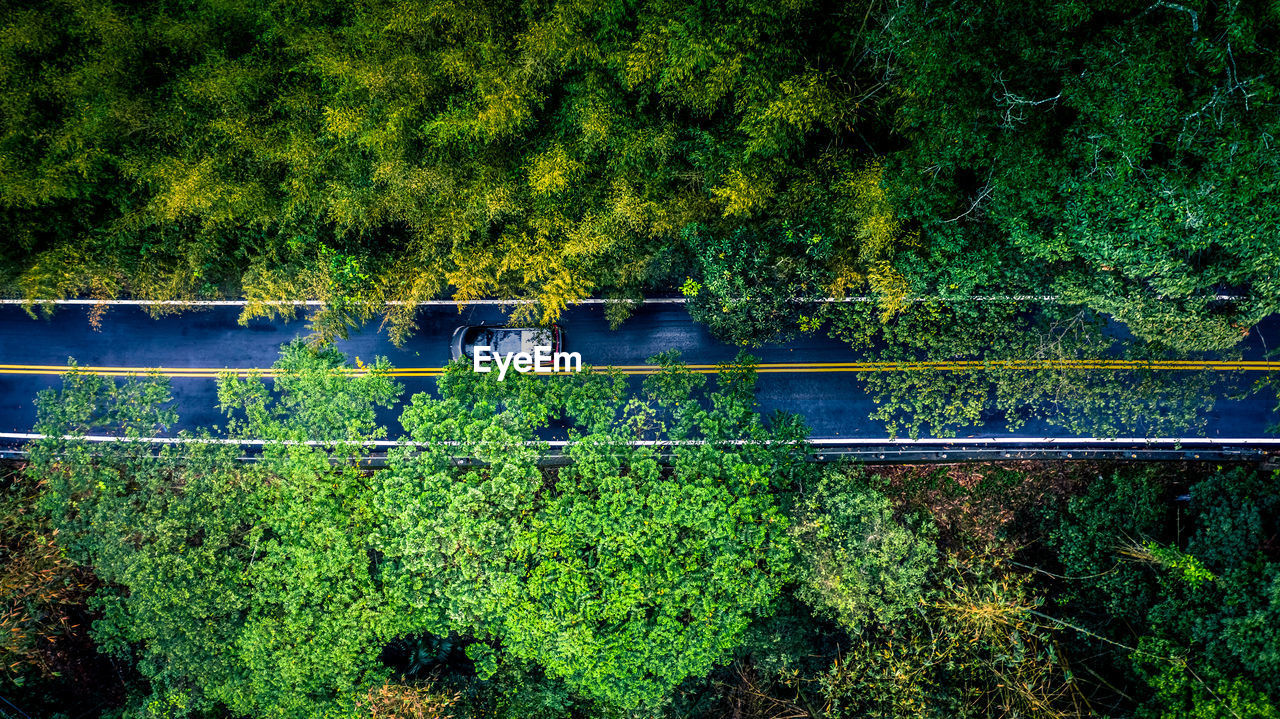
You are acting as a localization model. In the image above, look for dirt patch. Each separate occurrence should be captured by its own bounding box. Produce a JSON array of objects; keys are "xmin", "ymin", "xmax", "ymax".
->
[{"xmin": 858, "ymin": 460, "xmax": 1250, "ymax": 551}]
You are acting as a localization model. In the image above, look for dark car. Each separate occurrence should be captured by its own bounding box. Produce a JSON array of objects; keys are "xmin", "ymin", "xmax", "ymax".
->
[{"xmin": 449, "ymin": 324, "xmax": 564, "ymax": 361}]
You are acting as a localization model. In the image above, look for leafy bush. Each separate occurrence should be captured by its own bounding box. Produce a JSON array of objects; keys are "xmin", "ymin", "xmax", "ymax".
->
[
  {"xmin": 683, "ymin": 223, "xmax": 833, "ymax": 346},
  {"xmin": 1046, "ymin": 468, "xmax": 1169, "ymax": 620},
  {"xmin": 791, "ymin": 467, "xmax": 937, "ymax": 631}
]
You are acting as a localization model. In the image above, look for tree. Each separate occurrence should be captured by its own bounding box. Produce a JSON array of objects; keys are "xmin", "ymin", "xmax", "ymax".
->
[
  {"xmin": 28, "ymin": 344, "xmax": 415, "ymax": 718},
  {"xmin": 790, "ymin": 466, "xmax": 937, "ymax": 631},
  {"xmin": 0, "ymin": 463, "xmax": 95, "ymax": 699},
  {"xmin": 1042, "ymin": 465, "xmax": 1280, "ymax": 716},
  {"xmin": 872, "ymin": 0, "xmax": 1280, "ymax": 350},
  {"xmin": 29, "ymin": 368, "xmax": 258, "ymax": 717},
  {"xmin": 1, "ymin": 0, "xmax": 897, "ymax": 344},
  {"xmin": 782, "ymin": 466, "xmax": 1086, "ymax": 719},
  {"xmin": 213, "ymin": 342, "xmax": 409, "ymax": 717},
  {"xmin": 1045, "ymin": 467, "xmax": 1170, "ymax": 621},
  {"xmin": 376, "ymin": 352, "xmax": 807, "ymax": 712},
  {"xmin": 683, "ymin": 223, "xmax": 832, "ymax": 346}
]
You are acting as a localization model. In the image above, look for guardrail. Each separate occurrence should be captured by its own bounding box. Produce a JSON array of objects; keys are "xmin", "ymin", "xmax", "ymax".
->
[{"xmin": 2, "ymin": 433, "xmax": 1276, "ymax": 466}]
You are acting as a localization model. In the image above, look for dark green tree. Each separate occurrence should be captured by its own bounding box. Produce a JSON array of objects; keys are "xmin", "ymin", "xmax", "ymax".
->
[{"xmin": 872, "ymin": 0, "xmax": 1280, "ymax": 350}]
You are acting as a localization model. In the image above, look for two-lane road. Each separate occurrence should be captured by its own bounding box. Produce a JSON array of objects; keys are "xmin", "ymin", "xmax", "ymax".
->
[{"xmin": 1, "ymin": 302, "xmax": 1277, "ymax": 444}]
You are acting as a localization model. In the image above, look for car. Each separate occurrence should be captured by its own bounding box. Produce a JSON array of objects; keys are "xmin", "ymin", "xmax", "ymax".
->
[{"xmin": 450, "ymin": 324, "xmax": 564, "ymax": 362}]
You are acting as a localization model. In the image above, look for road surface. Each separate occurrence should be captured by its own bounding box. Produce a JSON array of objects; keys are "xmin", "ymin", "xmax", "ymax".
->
[{"xmin": 1, "ymin": 303, "xmax": 1277, "ymax": 448}]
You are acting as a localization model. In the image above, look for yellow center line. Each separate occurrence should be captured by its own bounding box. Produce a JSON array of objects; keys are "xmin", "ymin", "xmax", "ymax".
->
[{"xmin": 0, "ymin": 359, "xmax": 1277, "ymax": 378}]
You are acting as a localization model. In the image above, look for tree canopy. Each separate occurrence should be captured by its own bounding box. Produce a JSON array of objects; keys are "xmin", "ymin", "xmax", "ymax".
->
[
  {"xmin": 7, "ymin": 345, "xmax": 1278, "ymax": 717},
  {"xmin": 3, "ymin": 0, "xmax": 1274, "ymax": 349},
  {"xmin": 4, "ymin": 0, "xmax": 1280, "ymax": 715},
  {"xmin": 21, "ymin": 342, "xmax": 811, "ymax": 717}
]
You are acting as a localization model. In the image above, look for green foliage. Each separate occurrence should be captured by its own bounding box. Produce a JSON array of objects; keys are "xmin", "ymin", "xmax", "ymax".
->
[
  {"xmin": 875, "ymin": 0, "xmax": 1280, "ymax": 349},
  {"xmin": 16, "ymin": 360, "xmax": 1280, "ymax": 719},
  {"xmin": 823, "ymin": 300, "xmax": 1226, "ymax": 438},
  {"xmin": 21, "ymin": 343, "xmax": 809, "ymax": 716},
  {"xmin": 5, "ymin": 0, "xmax": 1277, "ymax": 353},
  {"xmin": 8, "ymin": 2, "xmax": 1280, "ymax": 710},
  {"xmin": 376, "ymin": 352, "xmax": 806, "ymax": 712},
  {"xmin": 751, "ymin": 463, "xmax": 1280, "ymax": 719},
  {"xmin": 1179, "ymin": 469, "xmax": 1280, "ymax": 698},
  {"xmin": 216, "ymin": 339, "xmax": 401, "ymax": 446},
  {"xmin": 479, "ymin": 657, "xmax": 578, "ymax": 719},
  {"xmin": 1142, "ymin": 541, "xmax": 1216, "ymax": 588},
  {"xmin": 684, "ymin": 223, "xmax": 833, "ymax": 346},
  {"xmin": 0, "ymin": 0, "xmax": 896, "ymax": 344},
  {"xmin": 1036, "ymin": 466, "xmax": 1280, "ymax": 715},
  {"xmin": 1188, "ymin": 467, "xmax": 1280, "ymax": 571},
  {"xmin": 791, "ymin": 466, "xmax": 937, "ymax": 631},
  {"xmin": 31, "ymin": 379, "xmax": 257, "ymax": 717},
  {"xmin": 29, "ymin": 349, "xmax": 412, "ymax": 718},
  {"xmin": 814, "ymin": 551, "xmax": 1083, "ymax": 719},
  {"xmin": 1046, "ymin": 467, "xmax": 1170, "ymax": 620},
  {"xmin": 1134, "ymin": 651, "xmax": 1278, "ymax": 719}
]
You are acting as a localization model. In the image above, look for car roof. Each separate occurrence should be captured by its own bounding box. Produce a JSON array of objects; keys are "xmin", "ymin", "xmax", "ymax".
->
[{"xmin": 484, "ymin": 327, "xmax": 551, "ymax": 355}]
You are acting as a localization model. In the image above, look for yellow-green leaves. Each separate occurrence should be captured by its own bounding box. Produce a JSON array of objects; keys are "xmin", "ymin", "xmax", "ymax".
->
[
  {"xmin": 711, "ymin": 167, "xmax": 775, "ymax": 218},
  {"xmin": 526, "ymin": 144, "xmax": 584, "ymax": 197}
]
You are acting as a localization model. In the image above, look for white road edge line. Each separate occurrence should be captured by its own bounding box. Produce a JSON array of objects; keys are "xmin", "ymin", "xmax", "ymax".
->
[{"xmin": 1, "ymin": 433, "xmax": 1277, "ymax": 447}]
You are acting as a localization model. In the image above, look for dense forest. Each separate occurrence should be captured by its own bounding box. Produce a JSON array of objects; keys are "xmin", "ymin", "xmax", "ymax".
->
[
  {"xmin": 1, "ymin": 0, "xmax": 1277, "ymax": 348},
  {"xmin": 3, "ymin": 0, "xmax": 1280, "ymax": 717},
  {"xmin": 3, "ymin": 345, "xmax": 1278, "ymax": 717}
]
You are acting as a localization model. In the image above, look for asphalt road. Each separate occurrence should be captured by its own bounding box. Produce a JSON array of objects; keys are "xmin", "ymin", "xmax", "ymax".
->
[{"xmin": 1, "ymin": 303, "xmax": 1277, "ymax": 443}]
